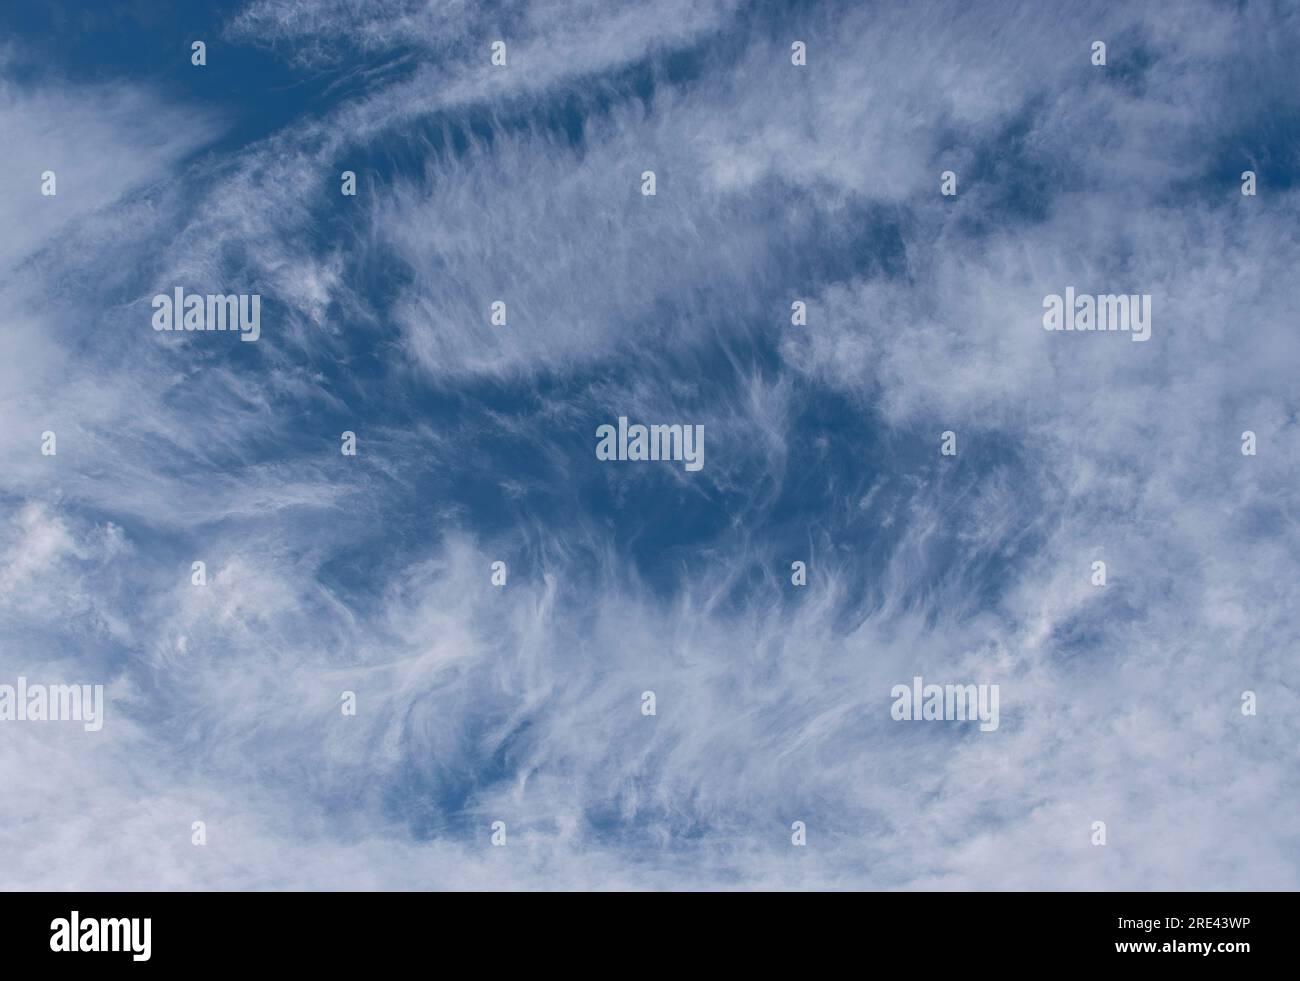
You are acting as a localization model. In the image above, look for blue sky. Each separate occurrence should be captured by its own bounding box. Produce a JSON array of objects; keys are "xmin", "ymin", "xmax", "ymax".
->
[{"xmin": 0, "ymin": 0, "xmax": 1297, "ymax": 889}]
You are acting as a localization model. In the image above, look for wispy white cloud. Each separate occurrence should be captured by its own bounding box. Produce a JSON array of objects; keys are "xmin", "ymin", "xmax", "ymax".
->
[{"xmin": 1, "ymin": 0, "xmax": 1296, "ymax": 891}]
